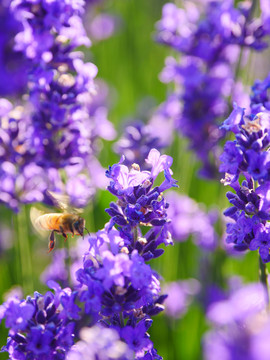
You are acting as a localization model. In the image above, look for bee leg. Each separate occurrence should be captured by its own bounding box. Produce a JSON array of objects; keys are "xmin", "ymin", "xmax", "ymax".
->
[
  {"xmin": 48, "ymin": 231, "xmax": 55, "ymax": 253},
  {"xmin": 60, "ymin": 226, "xmax": 68, "ymax": 242},
  {"xmin": 68, "ymin": 223, "xmax": 74, "ymax": 238}
]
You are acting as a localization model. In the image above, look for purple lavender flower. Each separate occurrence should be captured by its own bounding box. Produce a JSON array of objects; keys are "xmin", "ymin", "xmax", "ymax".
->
[
  {"xmin": 41, "ymin": 248, "xmax": 69, "ymax": 287},
  {"xmin": 1, "ymin": 150, "xmax": 175, "ymax": 358},
  {"xmin": 41, "ymin": 236, "xmax": 90, "ymax": 287},
  {"xmin": 87, "ymin": 13, "xmax": 120, "ymax": 42},
  {"xmin": 114, "ymin": 121, "xmax": 165, "ymax": 169},
  {"xmin": 165, "ymin": 191, "xmax": 218, "ymax": 250},
  {"xmin": 0, "ymin": 1, "xmax": 27, "ymax": 97},
  {"xmin": 148, "ymin": 95, "xmax": 178, "ymax": 148},
  {"xmin": 105, "ymin": 149, "xmax": 177, "ymax": 254},
  {"xmin": 1, "ymin": 285, "xmax": 80, "ymax": 359},
  {"xmin": 67, "ymin": 325, "xmax": 133, "ymax": 360},
  {"xmin": 156, "ymin": 0, "xmax": 270, "ymax": 178},
  {"xmin": 77, "ymin": 232, "xmax": 162, "ymax": 319},
  {"xmin": 260, "ymin": 0, "xmax": 270, "ymax": 34},
  {"xmin": 220, "ymin": 75, "xmax": 270, "ymax": 261},
  {"xmin": 203, "ymin": 282, "xmax": 269, "ymax": 360},
  {"xmin": 0, "ymin": 0, "xmax": 116, "ymax": 210},
  {"xmin": 157, "ymin": 2, "xmax": 269, "ymax": 54},
  {"xmin": 73, "ymin": 151, "xmax": 175, "ymax": 358},
  {"xmin": 119, "ymin": 320, "xmax": 153, "ymax": 358},
  {"xmin": 75, "ymin": 231, "xmax": 164, "ymax": 357},
  {"xmin": 163, "ymin": 279, "xmax": 200, "ymax": 319}
]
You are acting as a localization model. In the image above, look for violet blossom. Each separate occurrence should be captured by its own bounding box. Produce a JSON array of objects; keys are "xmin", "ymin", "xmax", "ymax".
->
[
  {"xmin": 114, "ymin": 121, "xmax": 165, "ymax": 169},
  {"xmin": 0, "ymin": 284, "xmax": 80, "ymax": 359},
  {"xmin": 67, "ymin": 325, "xmax": 132, "ymax": 360},
  {"xmin": 203, "ymin": 282, "xmax": 270, "ymax": 360},
  {"xmin": 1, "ymin": 149, "xmax": 177, "ymax": 358},
  {"xmin": 0, "ymin": 0, "xmax": 27, "ymax": 97},
  {"xmin": 163, "ymin": 279, "xmax": 200, "ymax": 319},
  {"xmin": 0, "ymin": 0, "xmax": 116, "ymax": 211},
  {"xmin": 166, "ymin": 191, "xmax": 218, "ymax": 250},
  {"xmin": 156, "ymin": 0, "xmax": 270, "ymax": 178},
  {"xmin": 220, "ymin": 73, "xmax": 270, "ymax": 262},
  {"xmin": 74, "ymin": 149, "xmax": 177, "ymax": 358}
]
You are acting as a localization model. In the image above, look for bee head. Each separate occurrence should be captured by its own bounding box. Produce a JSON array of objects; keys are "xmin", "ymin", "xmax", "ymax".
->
[{"xmin": 74, "ymin": 217, "xmax": 85, "ymax": 236}]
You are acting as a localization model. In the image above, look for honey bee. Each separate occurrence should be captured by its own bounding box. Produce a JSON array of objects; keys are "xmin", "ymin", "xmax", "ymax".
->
[{"xmin": 31, "ymin": 191, "xmax": 88, "ymax": 252}]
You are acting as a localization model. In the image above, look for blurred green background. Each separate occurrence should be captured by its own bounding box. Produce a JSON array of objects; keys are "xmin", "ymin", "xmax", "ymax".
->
[{"xmin": 0, "ymin": 0, "xmax": 266, "ymax": 359}]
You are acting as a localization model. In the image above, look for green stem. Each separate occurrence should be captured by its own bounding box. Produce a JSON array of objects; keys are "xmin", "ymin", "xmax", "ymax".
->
[
  {"xmin": 133, "ymin": 226, "xmax": 138, "ymax": 247},
  {"xmin": 120, "ymin": 311, "xmax": 125, "ymax": 327},
  {"xmin": 15, "ymin": 206, "xmax": 34, "ymax": 295},
  {"xmin": 259, "ymin": 255, "xmax": 270, "ymax": 307},
  {"xmin": 65, "ymin": 237, "xmax": 72, "ymax": 287}
]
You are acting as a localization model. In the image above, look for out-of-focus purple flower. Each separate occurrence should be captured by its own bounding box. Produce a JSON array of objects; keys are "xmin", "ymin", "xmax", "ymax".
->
[
  {"xmin": 88, "ymin": 13, "xmax": 120, "ymax": 41},
  {"xmin": 163, "ymin": 279, "xmax": 200, "ymax": 319},
  {"xmin": 0, "ymin": 1, "xmax": 27, "ymax": 97},
  {"xmin": 148, "ymin": 95, "xmax": 179, "ymax": 148},
  {"xmin": 156, "ymin": 0, "xmax": 269, "ymax": 178},
  {"xmin": 157, "ymin": 1, "xmax": 269, "ymax": 55},
  {"xmin": 41, "ymin": 248, "xmax": 69, "ymax": 287},
  {"xmin": 114, "ymin": 121, "xmax": 165, "ymax": 169},
  {"xmin": 67, "ymin": 325, "xmax": 132, "ymax": 360},
  {"xmin": 250, "ymin": 73, "xmax": 270, "ymax": 113},
  {"xmin": 207, "ymin": 283, "xmax": 266, "ymax": 325},
  {"xmin": 41, "ymin": 236, "xmax": 90, "ymax": 288},
  {"xmin": 203, "ymin": 282, "xmax": 270, "ymax": 360},
  {"xmin": 3, "ymin": 286, "xmax": 23, "ymax": 302},
  {"xmin": 166, "ymin": 191, "xmax": 218, "ymax": 250},
  {"xmin": 0, "ymin": 0, "xmax": 116, "ymax": 211},
  {"xmin": 260, "ymin": 0, "xmax": 270, "ymax": 33},
  {"xmin": 0, "ymin": 223, "xmax": 13, "ymax": 254}
]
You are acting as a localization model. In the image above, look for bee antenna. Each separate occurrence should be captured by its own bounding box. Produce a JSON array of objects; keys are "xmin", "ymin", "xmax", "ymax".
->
[{"xmin": 84, "ymin": 227, "xmax": 90, "ymax": 236}]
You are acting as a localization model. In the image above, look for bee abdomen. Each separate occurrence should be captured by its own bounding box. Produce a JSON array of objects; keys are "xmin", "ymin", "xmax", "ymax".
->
[{"xmin": 35, "ymin": 213, "xmax": 62, "ymax": 231}]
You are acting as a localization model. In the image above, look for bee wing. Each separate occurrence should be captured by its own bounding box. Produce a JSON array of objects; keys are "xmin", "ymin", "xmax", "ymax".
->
[
  {"xmin": 46, "ymin": 190, "xmax": 83, "ymax": 214},
  {"xmin": 46, "ymin": 190, "xmax": 70, "ymax": 211},
  {"xmin": 30, "ymin": 207, "xmax": 47, "ymax": 237}
]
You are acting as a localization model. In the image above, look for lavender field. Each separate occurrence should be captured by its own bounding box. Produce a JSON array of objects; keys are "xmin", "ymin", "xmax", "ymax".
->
[{"xmin": 1, "ymin": 0, "xmax": 270, "ymax": 359}]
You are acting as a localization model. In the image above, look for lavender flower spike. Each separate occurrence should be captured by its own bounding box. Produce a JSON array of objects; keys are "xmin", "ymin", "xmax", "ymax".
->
[
  {"xmin": 220, "ymin": 73, "xmax": 270, "ymax": 262},
  {"xmin": 67, "ymin": 326, "xmax": 133, "ymax": 360},
  {"xmin": 1, "ymin": 284, "xmax": 80, "ymax": 359},
  {"xmin": 156, "ymin": 0, "xmax": 270, "ymax": 178},
  {"xmin": 74, "ymin": 150, "xmax": 176, "ymax": 358},
  {"xmin": 0, "ymin": 0, "xmax": 116, "ymax": 211}
]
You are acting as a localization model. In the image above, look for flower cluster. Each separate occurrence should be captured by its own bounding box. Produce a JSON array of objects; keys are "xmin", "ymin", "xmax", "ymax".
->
[
  {"xmin": 1, "ymin": 150, "xmax": 177, "ymax": 359},
  {"xmin": 67, "ymin": 325, "xmax": 133, "ymax": 360},
  {"xmin": 156, "ymin": 0, "xmax": 270, "ymax": 178},
  {"xmin": 74, "ymin": 149, "xmax": 177, "ymax": 358},
  {"xmin": 166, "ymin": 191, "xmax": 218, "ymax": 250},
  {"xmin": 114, "ymin": 94, "xmax": 180, "ymax": 170},
  {"xmin": 203, "ymin": 282, "xmax": 269, "ymax": 360},
  {"xmin": 114, "ymin": 121, "xmax": 165, "ymax": 169},
  {"xmin": 220, "ymin": 73, "xmax": 270, "ymax": 262},
  {"xmin": 163, "ymin": 279, "xmax": 200, "ymax": 319},
  {"xmin": 0, "ymin": 0, "xmax": 115, "ymax": 211},
  {"xmin": 0, "ymin": 283, "xmax": 80, "ymax": 359},
  {"xmin": 105, "ymin": 148, "xmax": 177, "ymax": 251},
  {"xmin": 0, "ymin": 1, "xmax": 27, "ymax": 97},
  {"xmin": 41, "ymin": 236, "xmax": 89, "ymax": 288}
]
